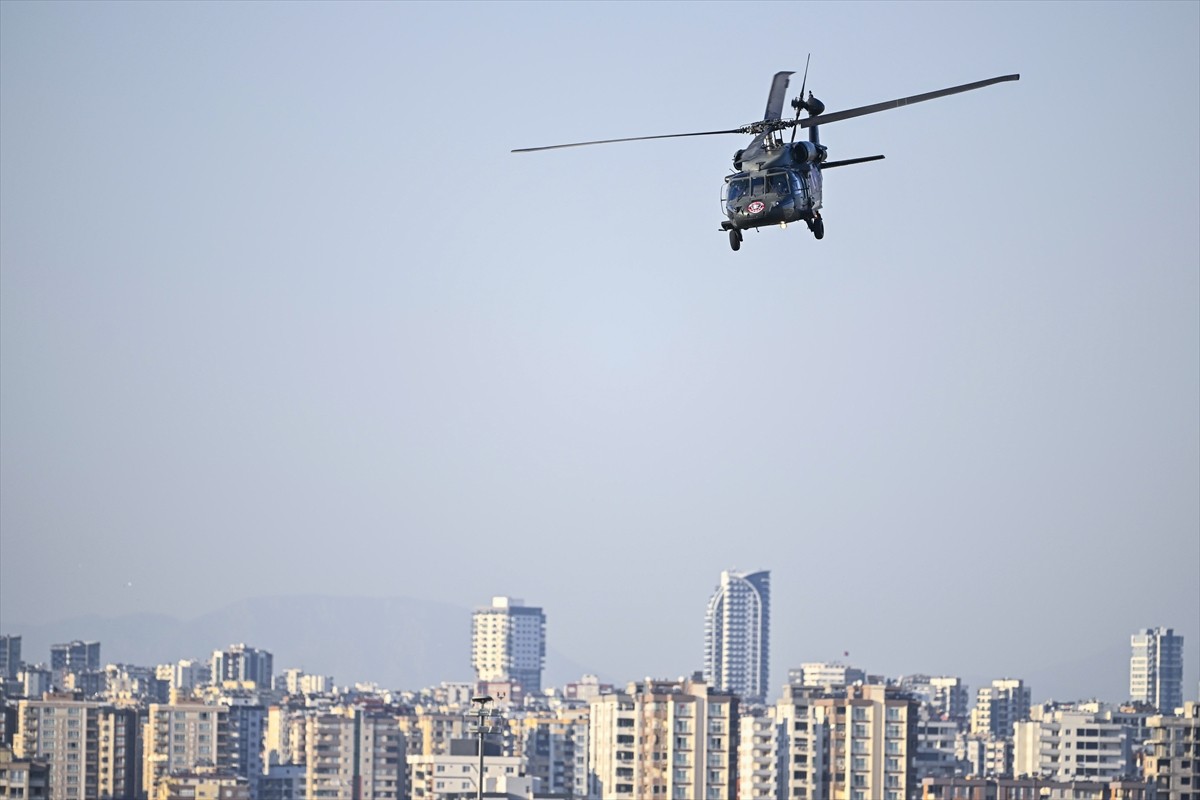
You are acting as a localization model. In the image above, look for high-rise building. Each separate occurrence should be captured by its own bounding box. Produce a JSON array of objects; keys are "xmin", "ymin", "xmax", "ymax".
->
[
  {"xmin": 704, "ymin": 569, "xmax": 771, "ymax": 705},
  {"xmin": 773, "ymin": 683, "xmax": 919, "ymax": 800},
  {"xmin": 774, "ymin": 685, "xmax": 832, "ymax": 800},
  {"xmin": 1130, "ymin": 627, "xmax": 1184, "ymax": 712},
  {"xmin": 15, "ymin": 693, "xmax": 139, "ymax": 800},
  {"xmin": 470, "ymin": 597, "xmax": 546, "ymax": 693},
  {"xmin": 302, "ymin": 706, "xmax": 405, "ymax": 799},
  {"xmin": 211, "ymin": 644, "xmax": 273, "ymax": 689},
  {"xmin": 0, "ymin": 635, "xmax": 21, "ymax": 681},
  {"xmin": 143, "ymin": 697, "xmax": 228, "ymax": 798},
  {"xmin": 970, "ymin": 678, "xmax": 1031, "ymax": 738},
  {"xmin": 589, "ymin": 676, "xmax": 738, "ymax": 800}
]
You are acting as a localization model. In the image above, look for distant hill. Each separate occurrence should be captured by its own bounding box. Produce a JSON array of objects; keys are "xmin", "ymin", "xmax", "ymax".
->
[{"xmin": 3, "ymin": 595, "xmax": 586, "ymax": 690}]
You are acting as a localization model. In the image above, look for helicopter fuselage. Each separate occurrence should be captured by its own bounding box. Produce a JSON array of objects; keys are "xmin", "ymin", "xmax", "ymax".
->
[{"xmin": 722, "ymin": 139, "xmax": 825, "ymax": 233}]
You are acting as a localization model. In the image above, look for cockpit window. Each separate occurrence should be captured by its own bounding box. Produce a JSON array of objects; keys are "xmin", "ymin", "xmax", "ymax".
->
[
  {"xmin": 728, "ymin": 179, "xmax": 749, "ymax": 203},
  {"xmin": 768, "ymin": 173, "xmax": 791, "ymax": 196},
  {"xmin": 750, "ymin": 176, "xmax": 765, "ymax": 196}
]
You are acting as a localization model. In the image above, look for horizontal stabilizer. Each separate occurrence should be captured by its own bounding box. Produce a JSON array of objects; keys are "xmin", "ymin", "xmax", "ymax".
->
[{"xmin": 819, "ymin": 155, "xmax": 886, "ymax": 169}]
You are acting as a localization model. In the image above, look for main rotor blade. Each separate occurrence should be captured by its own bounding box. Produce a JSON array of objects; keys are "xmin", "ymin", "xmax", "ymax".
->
[
  {"xmin": 763, "ymin": 71, "xmax": 795, "ymax": 122},
  {"xmin": 512, "ymin": 128, "xmax": 745, "ymax": 153},
  {"xmin": 797, "ymin": 74, "xmax": 1020, "ymax": 129}
]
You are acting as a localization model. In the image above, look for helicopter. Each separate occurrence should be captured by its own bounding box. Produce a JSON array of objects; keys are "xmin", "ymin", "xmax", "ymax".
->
[{"xmin": 513, "ymin": 66, "xmax": 1018, "ymax": 251}]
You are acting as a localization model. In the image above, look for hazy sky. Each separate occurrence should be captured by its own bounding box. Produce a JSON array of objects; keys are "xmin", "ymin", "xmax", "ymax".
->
[{"xmin": 2, "ymin": 1, "xmax": 1197, "ymax": 702}]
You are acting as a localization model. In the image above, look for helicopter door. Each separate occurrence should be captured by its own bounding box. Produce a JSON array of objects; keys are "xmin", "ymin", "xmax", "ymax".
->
[
  {"xmin": 806, "ymin": 166, "xmax": 822, "ymax": 210},
  {"xmin": 790, "ymin": 172, "xmax": 809, "ymax": 210}
]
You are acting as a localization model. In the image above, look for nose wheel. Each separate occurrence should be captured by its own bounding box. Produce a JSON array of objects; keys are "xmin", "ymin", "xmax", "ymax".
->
[{"xmin": 729, "ymin": 228, "xmax": 743, "ymax": 251}]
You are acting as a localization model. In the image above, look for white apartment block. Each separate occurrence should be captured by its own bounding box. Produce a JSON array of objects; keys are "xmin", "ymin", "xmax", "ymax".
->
[
  {"xmin": 1013, "ymin": 705, "xmax": 1130, "ymax": 781},
  {"xmin": 914, "ymin": 713, "xmax": 961, "ymax": 780},
  {"xmin": 280, "ymin": 668, "xmax": 333, "ymax": 696},
  {"xmin": 1131, "ymin": 627, "xmax": 1185, "ymax": 713},
  {"xmin": 790, "ymin": 662, "xmax": 867, "ymax": 690},
  {"xmin": 589, "ymin": 676, "xmax": 738, "ymax": 800},
  {"xmin": 471, "ymin": 597, "xmax": 546, "ymax": 693},
  {"xmin": 409, "ymin": 746, "xmax": 528, "ymax": 800}
]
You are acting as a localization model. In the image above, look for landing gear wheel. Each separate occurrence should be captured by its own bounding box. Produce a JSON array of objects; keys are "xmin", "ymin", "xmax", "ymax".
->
[
  {"xmin": 729, "ymin": 229, "xmax": 742, "ymax": 251},
  {"xmin": 812, "ymin": 218, "xmax": 824, "ymax": 240}
]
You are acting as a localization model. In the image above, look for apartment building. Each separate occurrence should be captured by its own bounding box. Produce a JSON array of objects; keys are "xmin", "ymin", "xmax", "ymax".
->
[
  {"xmin": 774, "ymin": 684, "xmax": 832, "ymax": 800},
  {"xmin": 302, "ymin": 706, "xmax": 405, "ymax": 800},
  {"xmin": 1143, "ymin": 701, "xmax": 1199, "ymax": 800},
  {"xmin": 409, "ymin": 740, "xmax": 527, "ymax": 800},
  {"xmin": 211, "ymin": 645, "xmax": 273, "ymax": 690},
  {"xmin": 790, "ymin": 663, "xmax": 866, "ymax": 691},
  {"xmin": 773, "ymin": 683, "xmax": 919, "ymax": 800},
  {"xmin": 589, "ymin": 676, "xmax": 738, "ymax": 800},
  {"xmin": 512, "ymin": 707, "xmax": 590, "ymax": 797},
  {"xmin": 736, "ymin": 707, "xmax": 779, "ymax": 800},
  {"xmin": 15, "ymin": 693, "xmax": 138, "ymax": 800},
  {"xmin": 1013, "ymin": 704, "xmax": 1130, "ymax": 781},
  {"xmin": 0, "ymin": 745, "xmax": 49, "ymax": 799},
  {"xmin": 970, "ymin": 679, "xmax": 1031, "ymax": 738},
  {"xmin": 397, "ymin": 710, "xmax": 469, "ymax": 758},
  {"xmin": 0, "ymin": 636, "xmax": 21, "ymax": 681},
  {"xmin": 900, "ymin": 675, "xmax": 970, "ymax": 726}
]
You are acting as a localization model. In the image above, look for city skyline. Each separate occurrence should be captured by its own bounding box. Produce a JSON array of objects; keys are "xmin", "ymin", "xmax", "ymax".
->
[
  {"xmin": 2, "ymin": 609, "xmax": 1193, "ymax": 713},
  {"xmin": 4, "ymin": 628, "xmax": 1196, "ymax": 800},
  {"xmin": 2, "ymin": 1, "xmax": 1197, "ymax": 717}
]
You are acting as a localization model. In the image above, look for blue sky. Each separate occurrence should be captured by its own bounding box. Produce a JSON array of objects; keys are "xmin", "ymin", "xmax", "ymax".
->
[{"xmin": 2, "ymin": 1, "xmax": 1197, "ymax": 702}]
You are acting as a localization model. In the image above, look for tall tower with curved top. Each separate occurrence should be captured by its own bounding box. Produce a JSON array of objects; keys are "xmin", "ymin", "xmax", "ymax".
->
[{"xmin": 704, "ymin": 569, "xmax": 770, "ymax": 704}]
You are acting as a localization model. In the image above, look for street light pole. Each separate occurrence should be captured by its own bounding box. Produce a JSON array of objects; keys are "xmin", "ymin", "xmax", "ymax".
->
[{"xmin": 469, "ymin": 695, "xmax": 498, "ymax": 800}]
